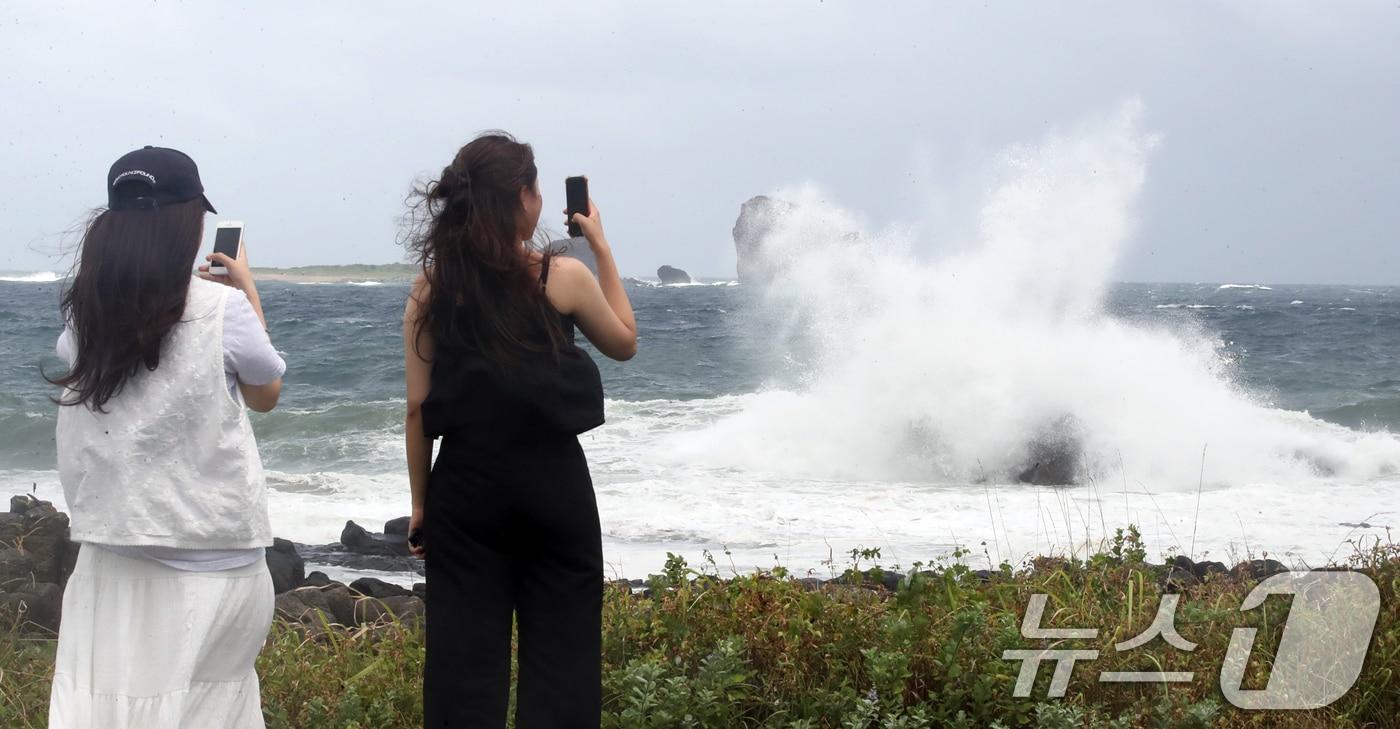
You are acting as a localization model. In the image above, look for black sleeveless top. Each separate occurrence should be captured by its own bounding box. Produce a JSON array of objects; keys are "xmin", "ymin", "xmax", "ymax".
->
[{"xmin": 419, "ymin": 252, "xmax": 605, "ymax": 447}]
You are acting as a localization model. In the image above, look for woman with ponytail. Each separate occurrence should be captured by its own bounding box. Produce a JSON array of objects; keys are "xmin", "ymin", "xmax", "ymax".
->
[{"xmin": 402, "ymin": 131, "xmax": 636, "ymax": 727}]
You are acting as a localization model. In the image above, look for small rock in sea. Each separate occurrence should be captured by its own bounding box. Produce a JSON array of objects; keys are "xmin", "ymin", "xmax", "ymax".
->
[
  {"xmin": 656, "ymin": 265, "xmax": 692, "ymax": 285},
  {"xmin": 1014, "ymin": 414, "xmax": 1083, "ymax": 486}
]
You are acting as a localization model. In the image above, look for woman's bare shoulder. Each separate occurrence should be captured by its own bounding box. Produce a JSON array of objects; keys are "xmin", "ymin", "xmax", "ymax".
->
[
  {"xmin": 405, "ymin": 271, "xmax": 431, "ymax": 316},
  {"xmin": 544, "ymin": 255, "xmax": 593, "ymax": 312}
]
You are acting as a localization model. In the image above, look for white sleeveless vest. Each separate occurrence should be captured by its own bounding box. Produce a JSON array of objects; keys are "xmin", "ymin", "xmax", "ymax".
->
[{"xmin": 56, "ymin": 276, "xmax": 273, "ymax": 549}]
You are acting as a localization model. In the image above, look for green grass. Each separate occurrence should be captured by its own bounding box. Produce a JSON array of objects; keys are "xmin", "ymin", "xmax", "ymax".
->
[{"xmin": 1, "ymin": 529, "xmax": 1396, "ymax": 728}]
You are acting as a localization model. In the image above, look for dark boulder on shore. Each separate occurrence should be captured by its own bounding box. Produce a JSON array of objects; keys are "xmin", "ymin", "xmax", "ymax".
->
[
  {"xmin": 1171, "ymin": 555, "xmax": 1227, "ymax": 581},
  {"xmin": 1, "ymin": 494, "xmax": 77, "ymax": 587},
  {"xmin": 292, "ymin": 516, "xmax": 424, "ymax": 576},
  {"xmin": 350, "ymin": 576, "xmax": 414, "ymax": 600},
  {"xmin": 657, "ymin": 265, "xmax": 692, "ymax": 285},
  {"xmin": 384, "ymin": 515, "xmax": 411, "ymax": 536},
  {"xmin": 265, "ymin": 537, "xmax": 305, "ymax": 594},
  {"xmin": 293, "ymin": 541, "xmax": 426, "ymax": 576},
  {"xmin": 340, "ymin": 519, "xmax": 410, "ymax": 557},
  {"xmin": 1231, "ymin": 558, "xmax": 1288, "ymax": 581},
  {"xmin": 0, "ymin": 495, "xmax": 77, "ymax": 633}
]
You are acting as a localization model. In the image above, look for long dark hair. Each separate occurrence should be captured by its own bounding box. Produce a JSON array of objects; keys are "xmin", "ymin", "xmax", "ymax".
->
[
  {"xmin": 47, "ymin": 198, "xmax": 207, "ymax": 411},
  {"xmin": 403, "ymin": 131, "xmax": 568, "ymax": 368}
]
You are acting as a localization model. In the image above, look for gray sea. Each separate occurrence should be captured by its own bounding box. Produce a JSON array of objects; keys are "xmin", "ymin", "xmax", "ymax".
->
[{"xmin": 3, "ymin": 270, "xmax": 1398, "ymax": 584}]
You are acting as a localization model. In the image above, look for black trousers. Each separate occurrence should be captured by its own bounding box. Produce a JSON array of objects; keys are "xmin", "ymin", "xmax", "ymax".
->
[{"xmin": 423, "ymin": 433, "xmax": 603, "ymax": 728}]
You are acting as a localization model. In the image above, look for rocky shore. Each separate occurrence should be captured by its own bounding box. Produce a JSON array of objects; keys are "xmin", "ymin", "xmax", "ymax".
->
[{"xmin": 1, "ymin": 494, "xmax": 1301, "ymax": 642}]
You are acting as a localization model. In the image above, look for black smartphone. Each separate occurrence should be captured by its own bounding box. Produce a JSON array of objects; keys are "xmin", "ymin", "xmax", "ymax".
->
[
  {"xmin": 565, "ymin": 176, "xmax": 588, "ymax": 237},
  {"xmin": 408, "ymin": 527, "xmax": 423, "ymax": 548}
]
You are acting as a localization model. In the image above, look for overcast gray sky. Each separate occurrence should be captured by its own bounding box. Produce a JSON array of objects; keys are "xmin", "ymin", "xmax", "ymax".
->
[{"xmin": 2, "ymin": 1, "xmax": 1396, "ymax": 283}]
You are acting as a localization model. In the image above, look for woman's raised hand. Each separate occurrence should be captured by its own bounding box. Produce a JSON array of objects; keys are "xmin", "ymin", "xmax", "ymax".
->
[
  {"xmin": 565, "ymin": 198, "xmax": 609, "ymax": 252},
  {"xmin": 198, "ymin": 241, "xmax": 255, "ymax": 293}
]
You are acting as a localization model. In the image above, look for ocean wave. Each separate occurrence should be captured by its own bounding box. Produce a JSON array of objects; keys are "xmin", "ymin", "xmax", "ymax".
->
[
  {"xmin": 629, "ymin": 279, "xmax": 741, "ymax": 288},
  {"xmin": 1313, "ymin": 397, "xmax": 1400, "ymax": 431},
  {"xmin": 0, "ymin": 271, "xmax": 62, "ymax": 283},
  {"xmin": 1218, "ymin": 283, "xmax": 1273, "ymax": 290},
  {"xmin": 663, "ymin": 280, "xmax": 741, "ymax": 287},
  {"xmin": 293, "ymin": 280, "xmax": 389, "ymax": 286}
]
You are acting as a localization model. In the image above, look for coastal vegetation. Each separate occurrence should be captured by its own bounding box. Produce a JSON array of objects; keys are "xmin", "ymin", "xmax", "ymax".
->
[{"xmin": 1, "ymin": 529, "xmax": 1395, "ymax": 728}]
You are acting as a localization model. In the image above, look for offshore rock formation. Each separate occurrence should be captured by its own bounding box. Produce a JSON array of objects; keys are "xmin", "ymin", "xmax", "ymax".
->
[
  {"xmin": 1015, "ymin": 415, "xmax": 1085, "ymax": 486},
  {"xmin": 657, "ymin": 265, "xmax": 692, "ymax": 285},
  {"xmin": 732, "ymin": 195, "xmax": 795, "ymax": 284}
]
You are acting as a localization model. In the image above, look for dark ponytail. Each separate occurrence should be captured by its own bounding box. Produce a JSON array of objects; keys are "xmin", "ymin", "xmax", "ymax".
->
[{"xmin": 403, "ymin": 130, "xmax": 568, "ymax": 369}]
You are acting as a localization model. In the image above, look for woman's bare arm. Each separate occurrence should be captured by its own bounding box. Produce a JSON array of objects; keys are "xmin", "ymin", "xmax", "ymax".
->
[
  {"xmin": 238, "ymin": 380, "xmax": 281, "ymax": 412},
  {"xmin": 552, "ymin": 256, "xmax": 637, "ymax": 361},
  {"xmin": 403, "ymin": 274, "xmax": 434, "ymax": 558},
  {"xmin": 555, "ymin": 198, "xmax": 637, "ymax": 361}
]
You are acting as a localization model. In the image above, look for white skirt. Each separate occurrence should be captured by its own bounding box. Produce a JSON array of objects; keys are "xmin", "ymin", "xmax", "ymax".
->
[{"xmin": 48, "ymin": 543, "xmax": 275, "ymax": 729}]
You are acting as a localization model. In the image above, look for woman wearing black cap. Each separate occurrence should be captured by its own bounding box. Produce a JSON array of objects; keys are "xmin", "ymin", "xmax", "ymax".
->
[
  {"xmin": 47, "ymin": 146, "xmax": 284, "ymax": 728},
  {"xmin": 402, "ymin": 131, "xmax": 637, "ymax": 727}
]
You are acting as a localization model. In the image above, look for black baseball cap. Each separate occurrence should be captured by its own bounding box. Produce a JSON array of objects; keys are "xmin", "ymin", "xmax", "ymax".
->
[{"xmin": 107, "ymin": 145, "xmax": 217, "ymax": 213}]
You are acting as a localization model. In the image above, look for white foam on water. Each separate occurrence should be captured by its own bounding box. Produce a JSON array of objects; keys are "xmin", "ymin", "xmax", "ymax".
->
[
  {"xmin": 0, "ymin": 271, "xmax": 62, "ymax": 283},
  {"xmin": 579, "ymin": 398, "xmax": 1399, "ymax": 576},
  {"xmin": 1218, "ymin": 284, "xmax": 1273, "ymax": 290},
  {"xmin": 4, "ymin": 467, "xmax": 411, "ymax": 548},
  {"xmin": 578, "ymin": 98, "xmax": 1400, "ymax": 574}
]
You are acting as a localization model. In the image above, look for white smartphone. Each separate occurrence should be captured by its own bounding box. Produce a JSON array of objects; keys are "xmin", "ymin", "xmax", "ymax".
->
[{"xmin": 211, "ymin": 221, "xmax": 244, "ymax": 276}]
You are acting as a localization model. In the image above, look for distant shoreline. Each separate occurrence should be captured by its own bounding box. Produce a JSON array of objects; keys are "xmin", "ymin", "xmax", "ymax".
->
[{"xmin": 250, "ymin": 263, "xmax": 417, "ymax": 284}]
